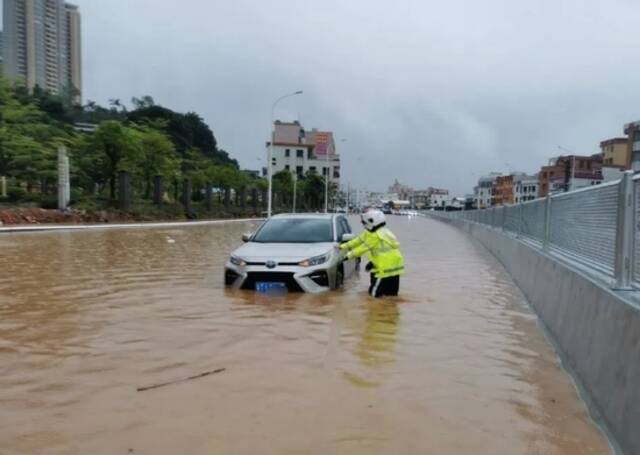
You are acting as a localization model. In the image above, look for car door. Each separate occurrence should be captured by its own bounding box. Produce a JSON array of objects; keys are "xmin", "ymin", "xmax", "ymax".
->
[{"xmin": 337, "ymin": 216, "xmax": 357, "ymax": 277}]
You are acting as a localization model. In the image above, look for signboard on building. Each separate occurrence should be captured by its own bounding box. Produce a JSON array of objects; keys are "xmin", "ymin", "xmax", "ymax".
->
[{"xmin": 314, "ymin": 132, "xmax": 331, "ymax": 155}]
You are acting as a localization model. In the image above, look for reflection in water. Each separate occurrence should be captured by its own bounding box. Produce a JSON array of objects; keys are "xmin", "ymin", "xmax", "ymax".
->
[
  {"xmin": 0, "ymin": 218, "xmax": 611, "ymax": 454},
  {"xmin": 356, "ymin": 300, "xmax": 400, "ymax": 368}
]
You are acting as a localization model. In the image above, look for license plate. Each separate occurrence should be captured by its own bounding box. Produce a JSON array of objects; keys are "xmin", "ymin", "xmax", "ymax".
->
[{"xmin": 255, "ymin": 282, "xmax": 287, "ymax": 293}]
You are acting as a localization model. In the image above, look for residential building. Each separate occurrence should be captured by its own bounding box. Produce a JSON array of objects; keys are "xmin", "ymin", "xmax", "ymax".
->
[
  {"xmin": 494, "ymin": 175, "xmax": 515, "ymax": 206},
  {"xmin": 474, "ymin": 173, "xmax": 501, "ymax": 209},
  {"xmin": 624, "ymin": 121, "xmax": 640, "ymax": 172},
  {"xmin": 267, "ymin": 121, "xmax": 340, "ymax": 185},
  {"xmin": 2, "ymin": 0, "xmax": 82, "ymax": 102},
  {"xmin": 600, "ymin": 138, "xmax": 629, "ymax": 168},
  {"xmin": 428, "ymin": 188, "xmax": 450, "ymax": 209},
  {"xmin": 538, "ymin": 155, "xmax": 603, "ymax": 197},
  {"xmin": 388, "ymin": 179, "xmax": 413, "ymax": 201},
  {"xmin": 513, "ymin": 174, "xmax": 538, "ymax": 203}
]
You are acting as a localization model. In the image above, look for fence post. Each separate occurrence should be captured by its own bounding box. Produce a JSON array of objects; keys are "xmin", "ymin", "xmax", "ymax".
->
[
  {"xmin": 543, "ymin": 194, "xmax": 552, "ymax": 251},
  {"xmin": 517, "ymin": 203, "xmax": 523, "ymax": 238},
  {"xmin": 613, "ymin": 171, "xmax": 635, "ymax": 290}
]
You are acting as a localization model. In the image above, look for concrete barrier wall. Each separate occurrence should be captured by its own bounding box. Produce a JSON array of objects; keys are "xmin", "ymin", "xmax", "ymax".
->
[{"xmin": 441, "ymin": 218, "xmax": 639, "ymax": 455}]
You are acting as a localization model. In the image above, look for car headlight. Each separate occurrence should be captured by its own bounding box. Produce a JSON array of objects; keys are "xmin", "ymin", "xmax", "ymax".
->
[
  {"xmin": 299, "ymin": 254, "xmax": 329, "ymax": 267},
  {"xmin": 230, "ymin": 255, "xmax": 247, "ymax": 267}
]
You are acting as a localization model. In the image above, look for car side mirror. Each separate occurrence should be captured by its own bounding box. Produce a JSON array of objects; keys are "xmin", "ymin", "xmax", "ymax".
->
[
  {"xmin": 242, "ymin": 233, "xmax": 252, "ymax": 242},
  {"xmin": 341, "ymin": 233, "xmax": 356, "ymax": 243}
]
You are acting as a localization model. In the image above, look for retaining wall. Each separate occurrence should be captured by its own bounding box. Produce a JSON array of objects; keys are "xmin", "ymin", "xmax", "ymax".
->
[{"xmin": 440, "ymin": 218, "xmax": 639, "ymax": 455}]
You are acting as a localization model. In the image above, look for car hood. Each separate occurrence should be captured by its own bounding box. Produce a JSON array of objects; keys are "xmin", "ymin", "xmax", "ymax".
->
[{"xmin": 232, "ymin": 242, "xmax": 335, "ymax": 262}]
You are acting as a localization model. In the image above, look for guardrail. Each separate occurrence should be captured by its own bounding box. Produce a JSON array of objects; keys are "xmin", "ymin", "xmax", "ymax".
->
[{"xmin": 431, "ymin": 170, "xmax": 639, "ymax": 291}]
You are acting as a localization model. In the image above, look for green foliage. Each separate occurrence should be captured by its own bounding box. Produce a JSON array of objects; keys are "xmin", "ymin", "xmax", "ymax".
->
[{"xmin": 0, "ymin": 77, "xmax": 254, "ymax": 214}]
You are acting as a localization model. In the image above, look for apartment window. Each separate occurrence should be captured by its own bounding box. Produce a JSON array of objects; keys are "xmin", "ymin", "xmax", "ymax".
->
[
  {"xmin": 323, "ymin": 167, "xmax": 328, "ymax": 176},
  {"xmin": 285, "ymin": 149, "xmax": 290, "ymax": 157},
  {"xmin": 309, "ymin": 166, "xmax": 317, "ymax": 173},
  {"xmin": 307, "ymin": 150, "xmax": 313, "ymax": 159},
  {"xmin": 296, "ymin": 166, "xmax": 303, "ymax": 176},
  {"xmin": 296, "ymin": 149, "xmax": 304, "ymax": 158},
  {"xmin": 272, "ymin": 158, "xmax": 276, "ymax": 165},
  {"xmin": 285, "ymin": 165, "xmax": 290, "ymax": 171}
]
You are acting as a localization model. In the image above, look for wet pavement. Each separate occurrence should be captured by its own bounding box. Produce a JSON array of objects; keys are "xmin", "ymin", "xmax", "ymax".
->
[{"xmin": 0, "ymin": 216, "xmax": 610, "ymax": 454}]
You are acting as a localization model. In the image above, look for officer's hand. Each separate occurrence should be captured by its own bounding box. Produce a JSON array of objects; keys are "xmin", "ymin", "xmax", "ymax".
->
[{"xmin": 365, "ymin": 262, "xmax": 374, "ymax": 272}]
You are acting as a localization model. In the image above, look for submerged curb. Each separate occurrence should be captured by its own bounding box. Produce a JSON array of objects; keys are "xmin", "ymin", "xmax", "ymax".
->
[{"xmin": 0, "ymin": 218, "xmax": 264, "ymax": 234}]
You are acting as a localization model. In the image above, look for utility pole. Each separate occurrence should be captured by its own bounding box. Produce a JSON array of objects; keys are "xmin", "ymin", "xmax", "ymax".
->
[
  {"xmin": 292, "ymin": 173, "xmax": 297, "ymax": 213},
  {"xmin": 268, "ymin": 90, "xmax": 303, "ymax": 217}
]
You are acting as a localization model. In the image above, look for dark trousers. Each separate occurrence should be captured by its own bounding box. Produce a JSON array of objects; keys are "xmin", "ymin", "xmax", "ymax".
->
[{"xmin": 369, "ymin": 273, "xmax": 400, "ymax": 298}]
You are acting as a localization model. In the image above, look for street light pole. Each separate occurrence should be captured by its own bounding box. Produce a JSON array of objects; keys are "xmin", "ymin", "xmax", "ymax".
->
[
  {"xmin": 325, "ymin": 138, "xmax": 346, "ymax": 214},
  {"xmin": 292, "ymin": 173, "xmax": 297, "ymax": 213},
  {"xmin": 324, "ymin": 147, "xmax": 330, "ymax": 213},
  {"xmin": 268, "ymin": 90, "xmax": 303, "ymax": 218}
]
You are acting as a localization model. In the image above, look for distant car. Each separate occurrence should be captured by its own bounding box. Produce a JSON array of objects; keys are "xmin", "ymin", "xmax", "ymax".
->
[{"xmin": 224, "ymin": 213, "xmax": 358, "ymax": 293}]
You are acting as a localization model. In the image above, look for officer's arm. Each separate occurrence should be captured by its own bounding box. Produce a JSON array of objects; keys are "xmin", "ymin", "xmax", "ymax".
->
[
  {"xmin": 346, "ymin": 235, "xmax": 380, "ymax": 259},
  {"xmin": 339, "ymin": 231, "xmax": 365, "ymax": 251}
]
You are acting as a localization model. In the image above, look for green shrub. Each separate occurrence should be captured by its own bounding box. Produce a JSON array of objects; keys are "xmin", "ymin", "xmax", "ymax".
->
[
  {"xmin": 40, "ymin": 196, "xmax": 59, "ymax": 210},
  {"xmin": 7, "ymin": 187, "xmax": 27, "ymax": 202}
]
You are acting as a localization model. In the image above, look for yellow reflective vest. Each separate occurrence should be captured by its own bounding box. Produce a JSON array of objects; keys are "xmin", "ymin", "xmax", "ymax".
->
[{"xmin": 340, "ymin": 226, "xmax": 405, "ymax": 278}]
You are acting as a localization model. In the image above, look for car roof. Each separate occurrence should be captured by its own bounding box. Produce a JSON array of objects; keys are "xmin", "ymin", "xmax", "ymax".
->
[{"xmin": 270, "ymin": 213, "xmax": 337, "ymax": 220}]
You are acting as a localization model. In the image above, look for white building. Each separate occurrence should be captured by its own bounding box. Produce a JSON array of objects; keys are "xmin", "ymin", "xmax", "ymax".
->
[
  {"xmin": 267, "ymin": 121, "xmax": 340, "ymax": 184},
  {"xmin": 513, "ymin": 174, "xmax": 538, "ymax": 203},
  {"xmin": 475, "ymin": 172, "xmax": 501, "ymax": 209},
  {"xmin": 428, "ymin": 190, "xmax": 450, "ymax": 209}
]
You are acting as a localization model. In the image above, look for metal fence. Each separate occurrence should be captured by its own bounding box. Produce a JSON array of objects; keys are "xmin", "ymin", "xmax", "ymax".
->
[{"xmin": 430, "ymin": 171, "xmax": 638, "ymax": 291}]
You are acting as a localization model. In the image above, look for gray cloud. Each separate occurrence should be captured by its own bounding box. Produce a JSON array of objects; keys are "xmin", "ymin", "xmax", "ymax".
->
[{"xmin": 75, "ymin": 0, "xmax": 640, "ymax": 195}]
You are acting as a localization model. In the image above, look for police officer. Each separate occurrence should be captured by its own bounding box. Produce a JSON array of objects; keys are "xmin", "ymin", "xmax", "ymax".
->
[{"xmin": 340, "ymin": 209, "xmax": 404, "ymax": 297}]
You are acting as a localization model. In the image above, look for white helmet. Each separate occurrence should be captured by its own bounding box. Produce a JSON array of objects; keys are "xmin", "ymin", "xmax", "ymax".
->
[{"xmin": 361, "ymin": 209, "xmax": 386, "ymax": 231}]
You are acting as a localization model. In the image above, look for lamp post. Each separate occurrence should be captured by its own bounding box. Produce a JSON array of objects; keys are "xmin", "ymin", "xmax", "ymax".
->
[
  {"xmin": 292, "ymin": 172, "xmax": 297, "ymax": 213},
  {"xmin": 325, "ymin": 138, "xmax": 346, "ymax": 213},
  {"xmin": 268, "ymin": 90, "xmax": 303, "ymax": 218}
]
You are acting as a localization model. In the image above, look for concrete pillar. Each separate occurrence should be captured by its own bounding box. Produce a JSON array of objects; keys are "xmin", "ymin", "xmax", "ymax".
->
[
  {"xmin": 240, "ymin": 187, "xmax": 247, "ymax": 209},
  {"xmin": 252, "ymin": 188, "xmax": 258, "ymax": 214},
  {"xmin": 118, "ymin": 171, "xmax": 131, "ymax": 210},
  {"xmin": 1, "ymin": 176, "xmax": 7, "ymax": 198},
  {"xmin": 57, "ymin": 146, "xmax": 70, "ymax": 210},
  {"xmin": 205, "ymin": 184, "xmax": 213, "ymax": 211},
  {"xmin": 153, "ymin": 176, "xmax": 164, "ymax": 206},
  {"xmin": 182, "ymin": 178, "xmax": 193, "ymax": 214}
]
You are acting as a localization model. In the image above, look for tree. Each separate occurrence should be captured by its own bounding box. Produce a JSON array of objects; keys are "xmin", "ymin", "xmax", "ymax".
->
[
  {"xmin": 0, "ymin": 77, "xmax": 76, "ymax": 193},
  {"xmin": 131, "ymin": 122, "xmax": 178, "ymax": 198},
  {"xmin": 85, "ymin": 121, "xmax": 140, "ymax": 199},
  {"xmin": 300, "ymin": 171, "xmax": 326, "ymax": 210}
]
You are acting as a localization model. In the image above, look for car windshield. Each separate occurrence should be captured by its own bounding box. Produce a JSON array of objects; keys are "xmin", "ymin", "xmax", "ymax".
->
[{"xmin": 252, "ymin": 218, "xmax": 333, "ymax": 243}]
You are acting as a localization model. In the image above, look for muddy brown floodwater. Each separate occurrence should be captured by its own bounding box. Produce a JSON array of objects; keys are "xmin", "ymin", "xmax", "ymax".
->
[{"xmin": 0, "ymin": 216, "xmax": 611, "ymax": 454}]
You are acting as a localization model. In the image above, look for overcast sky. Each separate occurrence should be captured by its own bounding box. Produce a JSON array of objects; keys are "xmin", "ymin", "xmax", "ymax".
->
[{"xmin": 71, "ymin": 0, "xmax": 640, "ymax": 195}]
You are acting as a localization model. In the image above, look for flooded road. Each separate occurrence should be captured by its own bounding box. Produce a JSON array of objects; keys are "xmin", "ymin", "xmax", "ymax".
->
[{"xmin": 0, "ymin": 216, "xmax": 610, "ymax": 454}]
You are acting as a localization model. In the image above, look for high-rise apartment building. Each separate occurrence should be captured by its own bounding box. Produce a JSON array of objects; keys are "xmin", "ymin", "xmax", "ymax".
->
[{"xmin": 2, "ymin": 0, "xmax": 82, "ymax": 102}]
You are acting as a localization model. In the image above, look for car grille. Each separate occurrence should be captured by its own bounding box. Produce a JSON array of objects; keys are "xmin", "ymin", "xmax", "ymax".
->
[
  {"xmin": 242, "ymin": 272, "xmax": 303, "ymax": 292},
  {"xmin": 245, "ymin": 261, "xmax": 300, "ymax": 266}
]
